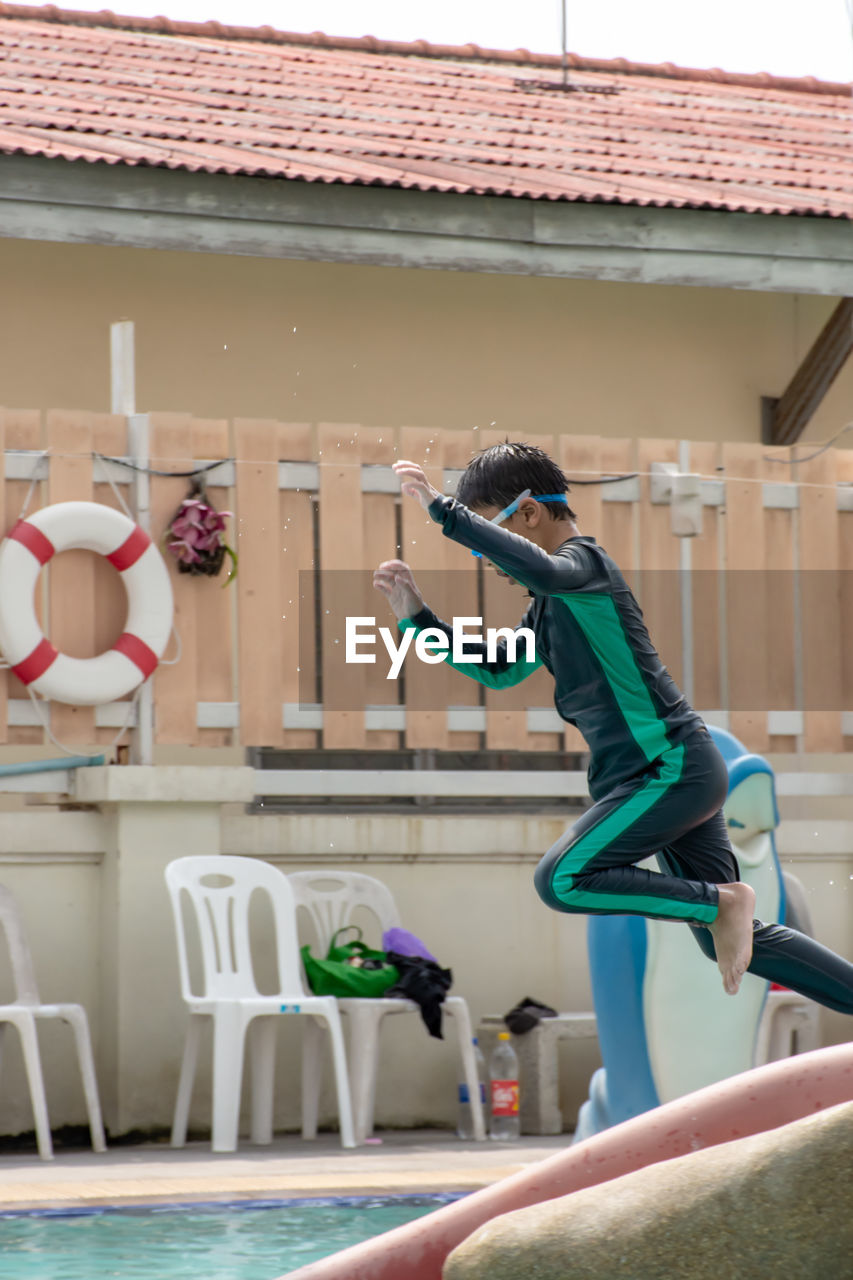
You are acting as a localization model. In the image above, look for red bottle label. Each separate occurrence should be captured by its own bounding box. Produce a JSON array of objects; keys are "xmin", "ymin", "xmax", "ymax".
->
[{"xmin": 491, "ymin": 1079, "xmax": 519, "ymax": 1117}]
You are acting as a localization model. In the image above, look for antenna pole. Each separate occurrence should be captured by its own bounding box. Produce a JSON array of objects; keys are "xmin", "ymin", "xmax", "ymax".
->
[{"xmin": 560, "ymin": 0, "xmax": 569, "ymax": 88}]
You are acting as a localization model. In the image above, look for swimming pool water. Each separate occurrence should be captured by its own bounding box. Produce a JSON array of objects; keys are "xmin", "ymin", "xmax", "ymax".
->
[{"xmin": 0, "ymin": 1195, "xmax": 463, "ymax": 1279}]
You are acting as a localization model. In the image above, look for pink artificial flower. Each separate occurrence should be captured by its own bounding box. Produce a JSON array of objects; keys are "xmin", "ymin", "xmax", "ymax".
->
[{"xmin": 164, "ymin": 494, "xmax": 237, "ymax": 584}]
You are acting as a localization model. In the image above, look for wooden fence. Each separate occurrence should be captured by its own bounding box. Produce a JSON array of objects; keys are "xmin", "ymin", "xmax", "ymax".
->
[{"xmin": 1, "ymin": 409, "xmax": 852, "ymax": 756}]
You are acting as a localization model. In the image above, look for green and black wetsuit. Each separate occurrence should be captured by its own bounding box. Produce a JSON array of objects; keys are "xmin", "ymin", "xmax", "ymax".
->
[{"xmin": 402, "ymin": 495, "xmax": 853, "ymax": 1015}]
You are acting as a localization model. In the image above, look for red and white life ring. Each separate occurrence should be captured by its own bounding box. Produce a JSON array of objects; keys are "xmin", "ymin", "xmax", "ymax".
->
[{"xmin": 0, "ymin": 501, "xmax": 174, "ymax": 706}]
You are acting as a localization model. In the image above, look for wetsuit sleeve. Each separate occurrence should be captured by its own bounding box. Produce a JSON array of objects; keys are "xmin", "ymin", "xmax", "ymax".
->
[
  {"xmin": 427, "ymin": 495, "xmax": 597, "ymax": 594},
  {"xmin": 400, "ymin": 604, "xmax": 541, "ymax": 689}
]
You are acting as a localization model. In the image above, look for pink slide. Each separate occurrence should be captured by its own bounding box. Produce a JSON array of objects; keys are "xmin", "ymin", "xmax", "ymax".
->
[{"xmin": 281, "ymin": 1043, "xmax": 853, "ymax": 1280}]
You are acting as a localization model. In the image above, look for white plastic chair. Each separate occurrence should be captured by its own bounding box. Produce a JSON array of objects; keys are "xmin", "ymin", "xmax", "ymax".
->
[
  {"xmin": 753, "ymin": 871, "xmax": 820, "ymax": 1067},
  {"xmin": 0, "ymin": 884, "xmax": 106, "ymax": 1161},
  {"xmin": 165, "ymin": 856, "xmax": 355, "ymax": 1153},
  {"xmin": 753, "ymin": 988, "xmax": 821, "ymax": 1065},
  {"xmin": 289, "ymin": 870, "xmax": 486, "ymax": 1144}
]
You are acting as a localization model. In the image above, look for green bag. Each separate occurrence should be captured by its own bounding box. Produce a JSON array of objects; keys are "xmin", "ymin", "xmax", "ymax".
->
[{"xmin": 301, "ymin": 925, "xmax": 399, "ymax": 998}]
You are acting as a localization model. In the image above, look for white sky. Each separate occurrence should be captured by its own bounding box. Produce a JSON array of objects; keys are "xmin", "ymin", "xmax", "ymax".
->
[{"xmin": 61, "ymin": 0, "xmax": 853, "ymax": 82}]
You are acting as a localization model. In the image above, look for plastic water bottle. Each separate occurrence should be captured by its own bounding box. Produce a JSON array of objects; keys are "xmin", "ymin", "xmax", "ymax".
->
[
  {"xmin": 456, "ymin": 1038, "xmax": 488, "ymax": 1139},
  {"xmin": 489, "ymin": 1031, "xmax": 520, "ymax": 1141}
]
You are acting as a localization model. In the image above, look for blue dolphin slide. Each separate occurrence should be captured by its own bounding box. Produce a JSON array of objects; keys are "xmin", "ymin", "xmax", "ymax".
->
[{"xmin": 575, "ymin": 724, "xmax": 796, "ymax": 1141}]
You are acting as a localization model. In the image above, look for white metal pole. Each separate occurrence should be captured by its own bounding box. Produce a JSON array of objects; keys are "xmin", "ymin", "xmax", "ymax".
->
[
  {"xmin": 110, "ymin": 320, "xmax": 136, "ymax": 417},
  {"xmin": 127, "ymin": 412, "xmax": 154, "ymax": 765}
]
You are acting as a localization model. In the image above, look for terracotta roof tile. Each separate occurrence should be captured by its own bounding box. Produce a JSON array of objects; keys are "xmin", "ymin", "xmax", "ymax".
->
[{"xmin": 0, "ymin": 3, "xmax": 850, "ymax": 217}]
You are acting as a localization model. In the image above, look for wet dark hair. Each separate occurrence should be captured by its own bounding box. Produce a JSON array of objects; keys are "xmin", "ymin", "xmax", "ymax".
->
[{"xmin": 456, "ymin": 441, "xmax": 577, "ymax": 521}]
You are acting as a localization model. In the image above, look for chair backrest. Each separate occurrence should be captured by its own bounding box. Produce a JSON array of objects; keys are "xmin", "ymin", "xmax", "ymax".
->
[
  {"xmin": 288, "ymin": 870, "xmax": 401, "ymax": 952},
  {"xmin": 164, "ymin": 856, "xmax": 307, "ymax": 1002},
  {"xmin": 0, "ymin": 884, "xmax": 40, "ymax": 1005}
]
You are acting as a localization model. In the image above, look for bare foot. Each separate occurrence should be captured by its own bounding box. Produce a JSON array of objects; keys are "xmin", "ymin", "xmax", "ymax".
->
[{"xmin": 709, "ymin": 882, "xmax": 756, "ymax": 995}]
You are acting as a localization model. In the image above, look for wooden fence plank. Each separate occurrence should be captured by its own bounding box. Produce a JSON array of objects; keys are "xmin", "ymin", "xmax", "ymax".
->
[
  {"xmin": 278, "ymin": 422, "xmax": 318, "ymax": 752},
  {"xmin": 400, "ymin": 425, "xmax": 450, "ymax": 750},
  {"xmin": 836, "ymin": 449, "xmax": 853, "ymax": 749},
  {"xmin": 357, "ymin": 427, "xmax": 401, "ymax": 752},
  {"xmin": 835, "ymin": 449, "xmax": 853, "ymax": 748},
  {"xmin": 798, "ymin": 449, "xmax": 843, "ymax": 752},
  {"xmin": 148, "ymin": 414, "xmax": 198, "ymax": 746},
  {"xmin": 0, "ymin": 413, "xmax": 6, "ymax": 743},
  {"xmin": 46, "ymin": 411, "xmax": 95, "ymax": 746},
  {"xmin": 441, "ymin": 428, "xmax": 482, "ymax": 752},
  {"xmin": 235, "ymin": 419, "xmax": 285, "ymax": 748},
  {"xmin": 688, "ymin": 441, "xmax": 723, "ymax": 718},
  {"xmin": 2, "ymin": 411, "xmax": 43, "ymax": 745},
  {"xmin": 192, "ymin": 418, "xmax": 235, "ymax": 748},
  {"xmin": 637, "ymin": 438, "xmax": 683, "ymax": 696},
  {"xmin": 762, "ymin": 446, "xmax": 798, "ymax": 753},
  {"xmin": 318, "ymin": 423, "xmax": 366, "ymax": 749},
  {"xmin": 722, "ymin": 443, "xmax": 769, "ymax": 753},
  {"xmin": 600, "ymin": 438, "xmax": 639, "ymax": 575}
]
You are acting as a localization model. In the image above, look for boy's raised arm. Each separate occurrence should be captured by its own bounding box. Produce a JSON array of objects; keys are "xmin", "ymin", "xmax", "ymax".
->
[{"xmin": 391, "ymin": 459, "xmax": 594, "ymax": 595}]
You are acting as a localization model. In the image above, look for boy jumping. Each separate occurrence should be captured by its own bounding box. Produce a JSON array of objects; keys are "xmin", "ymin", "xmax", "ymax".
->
[{"xmin": 374, "ymin": 442, "xmax": 853, "ymax": 1011}]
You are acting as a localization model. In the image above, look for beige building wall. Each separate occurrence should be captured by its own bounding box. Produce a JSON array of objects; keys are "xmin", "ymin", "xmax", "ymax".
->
[{"xmin": 0, "ymin": 238, "xmax": 850, "ymax": 448}]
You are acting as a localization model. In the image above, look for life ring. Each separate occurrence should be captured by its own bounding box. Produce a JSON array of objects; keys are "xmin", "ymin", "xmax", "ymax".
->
[{"xmin": 0, "ymin": 501, "xmax": 174, "ymax": 706}]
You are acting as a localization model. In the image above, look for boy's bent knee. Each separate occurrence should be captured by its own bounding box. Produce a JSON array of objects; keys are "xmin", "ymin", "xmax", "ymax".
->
[{"xmin": 534, "ymin": 849, "xmax": 581, "ymax": 913}]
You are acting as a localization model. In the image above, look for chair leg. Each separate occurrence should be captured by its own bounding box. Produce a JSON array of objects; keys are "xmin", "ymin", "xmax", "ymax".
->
[
  {"xmin": 301, "ymin": 1016, "xmax": 326, "ymax": 1140},
  {"xmin": 323, "ymin": 1007, "xmax": 356, "ymax": 1150},
  {"xmin": 64, "ymin": 1009, "xmax": 107, "ymax": 1153},
  {"xmin": 344, "ymin": 1004, "xmax": 384, "ymax": 1145},
  {"xmin": 446, "ymin": 1000, "xmax": 486, "ymax": 1141},
  {"xmin": 796, "ymin": 1003, "xmax": 821, "ymax": 1054},
  {"xmin": 15, "ymin": 1014, "xmax": 53, "ymax": 1161},
  {"xmin": 753, "ymin": 991, "xmax": 775, "ymax": 1067},
  {"xmin": 172, "ymin": 1015, "xmax": 203, "ymax": 1148},
  {"xmin": 211, "ymin": 1005, "xmax": 247, "ymax": 1154},
  {"xmin": 249, "ymin": 1017, "xmax": 277, "ymax": 1146}
]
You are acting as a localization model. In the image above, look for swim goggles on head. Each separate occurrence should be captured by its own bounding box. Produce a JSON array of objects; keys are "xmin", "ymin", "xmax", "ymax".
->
[{"xmin": 470, "ymin": 490, "xmax": 569, "ymax": 557}]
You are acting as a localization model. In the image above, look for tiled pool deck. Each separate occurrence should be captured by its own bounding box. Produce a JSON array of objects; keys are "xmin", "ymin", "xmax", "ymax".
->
[{"xmin": 0, "ymin": 1130, "xmax": 570, "ymax": 1211}]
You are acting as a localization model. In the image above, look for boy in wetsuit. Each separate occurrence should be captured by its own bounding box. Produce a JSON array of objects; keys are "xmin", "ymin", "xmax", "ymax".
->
[{"xmin": 373, "ymin": 442, "xmax": 853, "ymax": 1012}]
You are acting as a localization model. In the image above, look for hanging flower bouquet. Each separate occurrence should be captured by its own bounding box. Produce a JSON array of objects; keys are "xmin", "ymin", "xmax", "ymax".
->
[{"xmin": 163, "ymin": 485, "xmax": 238, "ymax": 584}]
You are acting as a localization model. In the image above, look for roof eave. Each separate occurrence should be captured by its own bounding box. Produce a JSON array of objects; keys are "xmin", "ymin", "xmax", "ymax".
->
[{"xmin": 1, "ymin": 153, "xmax": 851, "ymax": 296}]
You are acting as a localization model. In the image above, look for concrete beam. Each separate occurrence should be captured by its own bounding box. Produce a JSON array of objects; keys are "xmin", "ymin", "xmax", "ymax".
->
[
  {"xmin": 0, "ymin": 155, "xmax": 851, "ymax": 295},
  {"xmin": 73, "ymin": 765, "xmax": 256, "ymax": 804}
]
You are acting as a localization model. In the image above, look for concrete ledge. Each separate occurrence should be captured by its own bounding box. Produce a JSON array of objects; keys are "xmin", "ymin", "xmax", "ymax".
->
[{"xmin": 73, "ymin": 766, "xmax": 256, "ymax": 804}]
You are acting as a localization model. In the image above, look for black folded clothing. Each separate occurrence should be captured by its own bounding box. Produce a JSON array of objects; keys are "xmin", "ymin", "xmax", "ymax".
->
[
  {"xmin": 385, "ymin": 952, "xmax": 453, "ymax": 1039},
  {"xmin": 503, "ymin": 996, "xmax": 559, "ymax": 1035}
]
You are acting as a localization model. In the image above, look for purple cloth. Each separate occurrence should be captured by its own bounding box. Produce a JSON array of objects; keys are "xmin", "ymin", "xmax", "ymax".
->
[{"xmin": 382, "ymin": 927, "xmax": 438, "ymax": 963}]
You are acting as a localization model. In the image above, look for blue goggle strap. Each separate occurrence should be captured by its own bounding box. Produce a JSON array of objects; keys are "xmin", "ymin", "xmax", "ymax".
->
[{"xmin": 470, "ymin": 492, "xmax": 568, "ymax": 557}]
